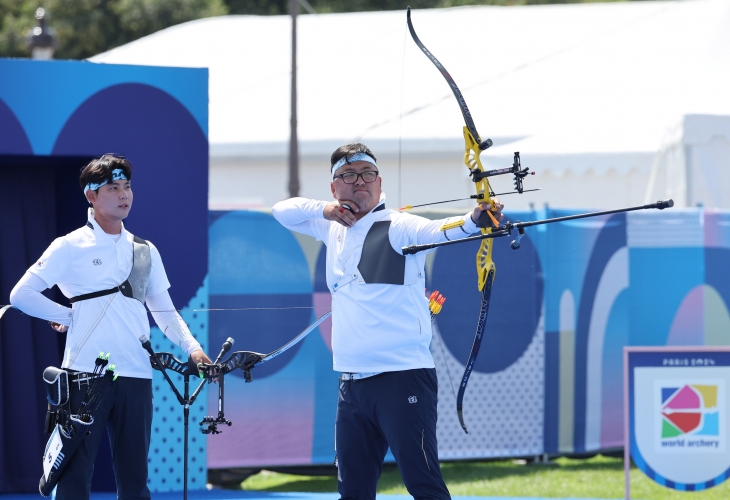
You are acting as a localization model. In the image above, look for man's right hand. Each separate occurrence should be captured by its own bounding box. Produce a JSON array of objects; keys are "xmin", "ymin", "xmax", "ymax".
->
[{"xmin": 324, "ymin": 201, "xmax": 359, "ymax": 227}]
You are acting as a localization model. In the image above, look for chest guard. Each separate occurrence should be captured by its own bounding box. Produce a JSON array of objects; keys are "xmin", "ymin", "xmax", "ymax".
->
[
  {"xmin": 69, "ymin": 235, "xmax": 152, "ymax": 305},
  {"xmin": 357, "ymin": 221, "xmax": 406, "ymax": 285},
  {"xmin": 122, "ymin": 236, "xmax": 152, "ymax": 302}
]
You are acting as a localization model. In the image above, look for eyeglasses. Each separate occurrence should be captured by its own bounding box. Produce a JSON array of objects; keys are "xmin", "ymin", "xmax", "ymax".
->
[{"xmin": 334, "ymin": 170, "xmax": 379, "ymax": 184}]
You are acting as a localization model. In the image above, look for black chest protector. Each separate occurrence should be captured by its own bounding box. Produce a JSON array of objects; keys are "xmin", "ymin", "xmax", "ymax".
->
[
  {"xmin": 357, "ymin": 220, "xmax": 406, "ymax": 285},
  {"xmin": 69, "ymin": 234, "xmax": 152, "ymax": 304}
]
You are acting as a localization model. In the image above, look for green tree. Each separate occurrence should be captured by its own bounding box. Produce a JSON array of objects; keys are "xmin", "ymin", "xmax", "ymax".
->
[
  {"xmin": 0, "ymin": 0, "xmax": 39, "ymax": 57},
  {"xmin": 0, "ymin": 0, "xmax": 228, "ymax": 60},
  {"xmin": 0, "ymin": 0, "xmax": 647, "ymax": 59},
  {"xmin": 224, "ymin": 0, "xmax": 287, "ymax": 15},
  {"xmin": 224, "ymin": 0, "xmax": 641, "ymax": 15}
]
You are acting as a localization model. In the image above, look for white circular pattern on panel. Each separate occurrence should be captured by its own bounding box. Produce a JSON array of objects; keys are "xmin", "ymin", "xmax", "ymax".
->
[{"xmin": 431, "ymin": 305, "xmax": 545, "ymax": 459}]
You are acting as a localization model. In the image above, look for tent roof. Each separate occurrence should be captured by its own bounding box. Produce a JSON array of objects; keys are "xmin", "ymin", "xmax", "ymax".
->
[{"xmin": 91, "ymin": 0, "xmax": 730, "ymax": 159}]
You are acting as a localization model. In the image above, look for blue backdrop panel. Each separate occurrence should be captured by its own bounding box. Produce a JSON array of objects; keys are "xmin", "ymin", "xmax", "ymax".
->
[
  {"xmin": 572, "ymin": 213, "xmax": 627, "ymax": 452},
  {"xmin": 207, "ymin": 211, "xmax": 323, "ymax": 469},
  {"xmin": 0, "ymin": 59, "xmax": 207, "ymax": 155},
  {"xmin": 204, "ymin": 208, "xmax": 730, "ymax": 467},
  {"xmin": 429, "ymin": 226, "xmax": 543, "ymax": 374},
  {"xmin": 0, "ymin": 59, "xmax": 208, "ymax": 493},
  {"xmin": 0, "ymin": 99, "xmax": 33, "ymax": 154}
]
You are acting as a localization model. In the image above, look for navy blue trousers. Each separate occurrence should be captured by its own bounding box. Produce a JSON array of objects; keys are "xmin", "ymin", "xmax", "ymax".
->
[
  {"xmin": 335, "ymin": 368, "xmax": 450, "ymax": 500},
  {"xmin": 56, "ymin": 375, "xmax": 152, "ymax": 500}
]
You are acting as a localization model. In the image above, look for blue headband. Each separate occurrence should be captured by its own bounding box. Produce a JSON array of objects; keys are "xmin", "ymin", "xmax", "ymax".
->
[
  {"xmin": 84, "ymin": 169, "xmax": 128, "ymax": 193},
  {"xmin": 331, "ymin": 153, "xmax": 377, "ymax": 178}
]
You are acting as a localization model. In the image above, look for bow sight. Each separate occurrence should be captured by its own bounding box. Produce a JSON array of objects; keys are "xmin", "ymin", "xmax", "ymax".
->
[
  {"xmin": 471, "ymin": 152, "xmax": 535, "ymax": 199},
  {"xmin": 197, "ymin": 350, "xmax": 264, "ymax": 435}
]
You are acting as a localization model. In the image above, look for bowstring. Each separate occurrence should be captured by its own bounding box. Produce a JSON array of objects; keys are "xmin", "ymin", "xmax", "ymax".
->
[
  {"xmin": 398, "ymin": 18, "xmax": 408, "ymax": 209},
  {"xmin": 434, "ymin": 318, "xmax": 457, "ymax": 401},
  {"xmin": 0, "ymin": 304, "xmax": 332, "ymax": 315},
  {"xmin": 149, "ymin": 306, "xmax": 331, "ymax": 314}
]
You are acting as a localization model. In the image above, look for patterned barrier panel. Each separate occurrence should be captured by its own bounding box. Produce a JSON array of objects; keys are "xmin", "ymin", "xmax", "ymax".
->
[{"xmin": 206, "ymin": 207, "xmax": 730, "ymax": 468}]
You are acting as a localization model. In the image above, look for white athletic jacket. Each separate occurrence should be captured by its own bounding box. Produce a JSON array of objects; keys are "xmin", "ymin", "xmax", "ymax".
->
[{"xmin": 272, "ymin": 194, "xmax": 479, "ymax": 373}]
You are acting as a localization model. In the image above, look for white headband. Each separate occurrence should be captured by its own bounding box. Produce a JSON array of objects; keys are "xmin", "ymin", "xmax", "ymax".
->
[
  {"xmin": 84, "ymin": 168, "xmax": 128, "ymax": 193},
  {"xmin": 331, "ymin": 152, "xmax": 377, "ymax": 178}
]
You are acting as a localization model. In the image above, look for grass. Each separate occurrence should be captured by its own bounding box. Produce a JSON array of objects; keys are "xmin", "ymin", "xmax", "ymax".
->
[{"xmin": 241, "ymin": 455, "xmax": 730, "ymax": 499}]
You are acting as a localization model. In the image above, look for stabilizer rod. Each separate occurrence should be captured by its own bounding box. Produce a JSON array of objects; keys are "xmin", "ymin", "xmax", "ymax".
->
[{"xmin": 402, "ymin": 199, "xmax": 674, "ymax": 255}]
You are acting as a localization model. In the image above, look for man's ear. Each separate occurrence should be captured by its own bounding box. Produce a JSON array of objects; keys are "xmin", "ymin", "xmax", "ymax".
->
[
  {"xmin": 85, "ymin": 190, "xmax": 96, "ymax": 206},
  {"xmin": 330, "ymin": 181, "xmax": 337, "ymax": 199}
]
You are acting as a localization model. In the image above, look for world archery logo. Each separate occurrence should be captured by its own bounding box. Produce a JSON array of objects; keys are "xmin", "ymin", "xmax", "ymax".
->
[{"xmin": 660, "ymin": 384, "xmax": 722, "ymax": 451}]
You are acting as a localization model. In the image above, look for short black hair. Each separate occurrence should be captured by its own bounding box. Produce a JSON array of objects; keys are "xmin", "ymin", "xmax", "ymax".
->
[
  {"xmin": 79, "ymin": 154, "xmax": 133, "ymax": 192},
  {"xmin": 330, "ymin": 143, "xmax": 377, "ymax": 170}
]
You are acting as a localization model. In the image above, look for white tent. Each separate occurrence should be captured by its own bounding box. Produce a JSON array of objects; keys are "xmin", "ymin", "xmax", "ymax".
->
[
  {"xmin": 644, "ymin": 114, "xmax": 730, "ymax": 209},
  {"xmin": 91, "ymin": 0, "xmax": 730, "ymax": 210}
]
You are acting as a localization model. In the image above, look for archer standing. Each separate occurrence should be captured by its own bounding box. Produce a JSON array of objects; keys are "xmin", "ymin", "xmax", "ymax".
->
[
  {"xmin": 9, "ymin": 154, "xmax": 212, "ymax": 500},
  {"xmin": 272, "ymin": 143, "xmax": 503, "ymax": 500}
]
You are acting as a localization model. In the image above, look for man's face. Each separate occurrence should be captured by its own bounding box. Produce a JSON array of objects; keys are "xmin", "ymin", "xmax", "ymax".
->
[
  {"xmin": 87, "ymin": 179, "xmax": 133, "ymax": 220},
  {"xmin": 330, "ymin": 161, "xmax": 382, "ymax": 215}
]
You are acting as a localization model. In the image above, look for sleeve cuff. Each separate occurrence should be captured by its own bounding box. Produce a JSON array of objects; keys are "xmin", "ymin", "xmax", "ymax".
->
[
  {"xmin": 463, "ymin": 212, "xmax": 479, "ymax": 234},
  {"xmin": 183, "ymin": 340, "xmax": 203, "ymax": 356},
  {"xmin": 313, "ymin": 200, "xmax": 329, "ymax": 219}
]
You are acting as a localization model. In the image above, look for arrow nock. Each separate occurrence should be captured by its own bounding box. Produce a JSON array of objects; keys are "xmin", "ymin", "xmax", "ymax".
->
[{"xmin": 428, "ymin": 291, "xmax": 446, "ymax": 316}]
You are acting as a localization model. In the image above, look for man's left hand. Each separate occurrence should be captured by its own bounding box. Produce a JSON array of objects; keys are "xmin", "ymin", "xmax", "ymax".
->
[{"xmin": 471, "ymin": 197, "xmax": 504, "ymax": 226}]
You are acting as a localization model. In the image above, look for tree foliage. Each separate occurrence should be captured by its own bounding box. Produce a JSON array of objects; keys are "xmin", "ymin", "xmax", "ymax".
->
[
  {"xmin": 0, "ymin": 0, "xmax": 642, "ymax": 59},
  {"xmin": 226, "ymin": 0, "xmax": 638, "ymax": 15},
  {"xmin": 0, "ymin": 0, "xmax": 227, "ymax": 60}
]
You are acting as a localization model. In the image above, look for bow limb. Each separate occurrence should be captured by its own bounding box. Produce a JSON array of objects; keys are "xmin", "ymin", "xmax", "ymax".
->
[
  {"xmin": 259, "ymin": 310, "xmax": 332, "ymax": 364},
  {"xmin": 406, "ymin": 8, "xmax": 488, "ymax": 150},
  {"xmin": 407, "ymin": 7, "xmax": 499, "ymax": 433},
  {"xmin": 457, "ymin": 269, "xmax": 494, "ymax": 433},
  {"xmin": 201, "ymin": 310, "xmax": 332, "ymax": 377}
]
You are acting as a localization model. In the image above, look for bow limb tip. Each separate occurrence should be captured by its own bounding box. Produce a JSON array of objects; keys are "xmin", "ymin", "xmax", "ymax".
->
[{"xmin": 479, "ymin": 138, "xmax": 493, "ymax": 151}]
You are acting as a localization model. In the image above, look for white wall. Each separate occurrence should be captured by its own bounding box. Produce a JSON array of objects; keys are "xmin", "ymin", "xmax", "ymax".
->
[{"xmin": 210, "ymin": 147, "xmax": 655, "ymax": 211}]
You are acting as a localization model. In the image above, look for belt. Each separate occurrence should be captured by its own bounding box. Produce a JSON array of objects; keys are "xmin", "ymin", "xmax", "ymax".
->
[
  {"xmin": 66, "ymin": 369, "xmax": 98, "ymax": 388},
  {"xmin": 339, "ymin": 372, "xmax": 381, "ymax": 381}
]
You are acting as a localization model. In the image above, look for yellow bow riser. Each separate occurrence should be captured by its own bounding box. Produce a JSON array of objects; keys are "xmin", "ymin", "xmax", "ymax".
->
[{"xmin": 462, "ymin": 126, "xmax": 497, "ymax": 292}]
